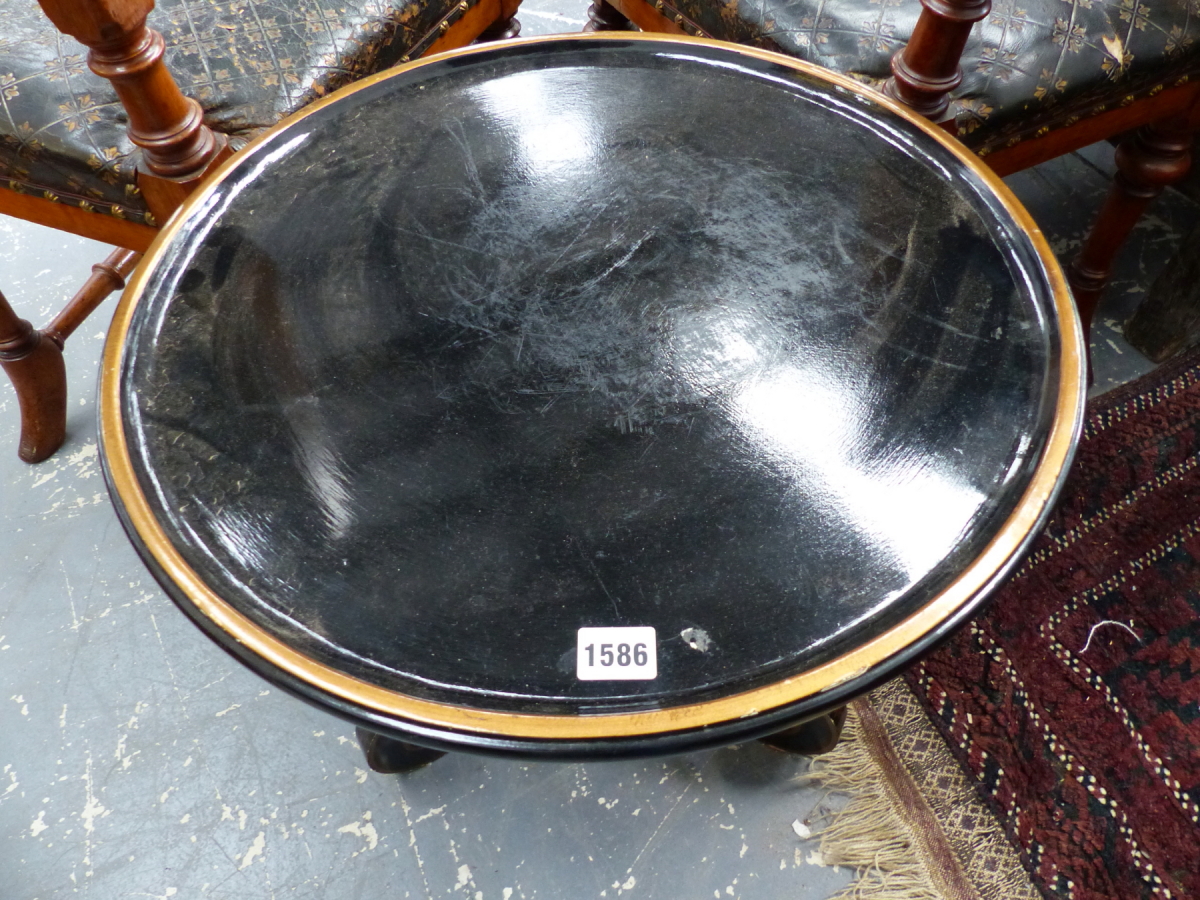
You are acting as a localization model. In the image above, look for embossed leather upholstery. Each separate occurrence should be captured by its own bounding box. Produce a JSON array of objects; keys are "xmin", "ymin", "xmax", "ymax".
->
[
  {"xmin": 0, "ymin": 0, "xmax": 488, "ymax": 225},
  {"xmin": 655, "ymin": 0, "xmax": 1200, "ymax": 155}
]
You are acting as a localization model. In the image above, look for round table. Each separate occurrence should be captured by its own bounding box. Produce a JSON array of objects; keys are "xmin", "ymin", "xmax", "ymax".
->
[{"xmin": 99, "ymin": 34, "xmax": 1085, "ymax": 761}]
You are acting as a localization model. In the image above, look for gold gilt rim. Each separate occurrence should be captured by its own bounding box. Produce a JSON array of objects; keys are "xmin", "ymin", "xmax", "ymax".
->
[{"xmin": 101, "ymin": 33, "xmax": 1086, "ymax": 742}]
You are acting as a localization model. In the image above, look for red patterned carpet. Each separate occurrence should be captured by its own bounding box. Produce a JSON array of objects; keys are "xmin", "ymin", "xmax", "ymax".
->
[{"xmin": 907, "ymin": 348, "xmax": 1200, "ymax": 900}]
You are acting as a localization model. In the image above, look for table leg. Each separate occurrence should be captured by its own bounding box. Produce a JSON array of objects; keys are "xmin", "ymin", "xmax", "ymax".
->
[
  {"xmin": 759, "ymin": 707, "xmax": 848, "ymax": 756},
  {"xmin": 355, "ymin": 727, "xmax": 446, "ymax": 774}
]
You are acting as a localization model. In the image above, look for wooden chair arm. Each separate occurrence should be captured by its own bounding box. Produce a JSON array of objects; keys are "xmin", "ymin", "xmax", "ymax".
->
[
  {"xmin": 35, "ymin": 0, "xmax": 231, "ymax": 223},
  {"xmin": 884, "ymin": 0, "xmax": 992, "ymax": 129}
]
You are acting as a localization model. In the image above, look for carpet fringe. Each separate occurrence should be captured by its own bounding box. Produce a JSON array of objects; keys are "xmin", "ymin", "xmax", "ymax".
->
[{"xmin": 799, "ymin": 709, "xmax": 949, "ymax": 900}]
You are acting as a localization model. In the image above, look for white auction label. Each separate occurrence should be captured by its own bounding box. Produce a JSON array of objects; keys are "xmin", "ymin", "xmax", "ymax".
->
[{"xmin": 576, "ymin": 627, "xmax": 657, "ymax": 680}]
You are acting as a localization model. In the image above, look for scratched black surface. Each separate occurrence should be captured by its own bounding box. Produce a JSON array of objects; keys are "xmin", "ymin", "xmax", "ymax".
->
[{"xmin": 116, "ymin": 40, "xmax": 1061, "ymax": 721}]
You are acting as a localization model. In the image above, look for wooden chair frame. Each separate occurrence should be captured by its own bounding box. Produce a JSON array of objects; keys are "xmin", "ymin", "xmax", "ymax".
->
[{"xmin": 1, "ymin": 0, "xmax": 521, "ymax": 463}]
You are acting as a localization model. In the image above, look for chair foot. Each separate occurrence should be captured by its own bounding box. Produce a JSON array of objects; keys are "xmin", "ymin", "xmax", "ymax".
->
[
  {"xmin": 759, "ymin": 707, "xmax": 848, "ymax": 756},
  {"xmin": 584, "ymin": 0, "xmax": 636, "ymax": 32},
  {"xmin": 1, "ymin": 291, "xmax": 67, "ymax": 464},
  {"xmin": 356, "ymin": 727, "xmax": 446, "ymax": 774}
]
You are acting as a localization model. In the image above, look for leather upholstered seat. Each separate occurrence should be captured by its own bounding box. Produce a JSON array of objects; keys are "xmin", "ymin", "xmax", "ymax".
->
[
  {"xmin": 624, "ymin": 0, "xmax": 1200, "ymax": 157},
  {"xmin": 0, "ymin": 0, "xmax": 495, "ymax": 226}
]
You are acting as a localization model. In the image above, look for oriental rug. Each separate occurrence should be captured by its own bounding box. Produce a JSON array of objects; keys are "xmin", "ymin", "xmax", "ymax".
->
[{"xmin": 809, "ymin": 346, "xmax": 1200, "ymax": 900}]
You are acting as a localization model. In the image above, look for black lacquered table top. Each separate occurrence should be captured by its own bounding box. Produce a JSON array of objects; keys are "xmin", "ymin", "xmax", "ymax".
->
[{"xmin": 103, "ymin": 36, "xmax": 1083, "ymax": 755}]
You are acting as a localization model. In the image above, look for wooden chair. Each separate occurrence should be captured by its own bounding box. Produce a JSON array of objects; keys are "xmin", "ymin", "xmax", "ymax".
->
[
  {"xmin": 0, "ymin": 0, "xmax": 521, "ymax": 463},
  {"xmin": 586, "ymin": 0, "xmax": 1200, "ymax": 348}
]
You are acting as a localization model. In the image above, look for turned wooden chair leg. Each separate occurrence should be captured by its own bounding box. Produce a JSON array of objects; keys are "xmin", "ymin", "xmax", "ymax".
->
[
  {"xmin": 356, "ymin": 727, "xmax": 446, "ymax": 774},
  {"xmin": 760, "ymin": 706, "xmax": 848, "ymax": 756},
  {"xmin": 584, "ymin": 0, "xmax": 636, "ymax": 31},
  {"xmin": 478, "ymin": 0, "xmax": 522, "ymax": 40},
  {"xmin": 1067, "ymin": 117, "xmax": 1198, "ymax": 342},
  {"xmin": 1, "ymin": 290, "xmax": 67, "ymax": 464},
  {"xmin": 1, "ymin": 250, "xmax": 139, "ymax": 463},
  {"xmin": 883, "ymin": 0, "xmax": 992, "ymax": 130},
  {"xmin": 36, "ymin": 0, "xmax": 232, "ymax": 224}
]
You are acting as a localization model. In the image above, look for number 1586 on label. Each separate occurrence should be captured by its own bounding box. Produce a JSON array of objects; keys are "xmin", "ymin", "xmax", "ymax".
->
[{"xmin": 576, "ymin": 627, "xmax": 657, "ymax": 680}]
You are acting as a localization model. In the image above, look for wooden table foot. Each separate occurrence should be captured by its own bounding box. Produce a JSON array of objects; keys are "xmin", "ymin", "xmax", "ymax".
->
[
  {"xmin": 356, "ymin": 727, "xmax": 446, "ymax": 774},
  {"xmin": 759, "ymin": 707, "xmax": 848, "ymax": 756}
]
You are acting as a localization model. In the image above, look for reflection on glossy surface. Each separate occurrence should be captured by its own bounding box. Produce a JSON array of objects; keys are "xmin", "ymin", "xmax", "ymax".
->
[
  {"xmin": 114, "ymin": 40, "xmax": 1064, "ymax": 724},
  {"xmin": 731, "ymin": 360, "xmax": 985, "ymax": 582},
  {"xmin": 476, "ymin": 71, "xmax": 602, "ymax": 176}
]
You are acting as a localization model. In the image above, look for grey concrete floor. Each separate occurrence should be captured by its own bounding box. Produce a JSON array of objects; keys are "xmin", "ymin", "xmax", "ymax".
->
[{"xmin": 3, "ymin": 4, "xmax": 1199, "ymax": 899}]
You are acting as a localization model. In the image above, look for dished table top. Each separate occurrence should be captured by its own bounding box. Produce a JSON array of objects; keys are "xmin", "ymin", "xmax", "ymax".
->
[{"xmin": 100, "ymin": 35, "xmax": 1084, "ymax": 758}]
